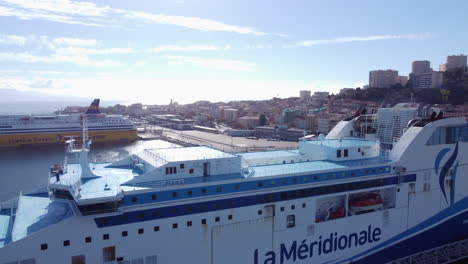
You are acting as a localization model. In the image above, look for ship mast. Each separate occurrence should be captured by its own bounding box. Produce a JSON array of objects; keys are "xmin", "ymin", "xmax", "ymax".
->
[{"xmin": 82, "ymin": 114, "xmax": 89, "ymax": 150}]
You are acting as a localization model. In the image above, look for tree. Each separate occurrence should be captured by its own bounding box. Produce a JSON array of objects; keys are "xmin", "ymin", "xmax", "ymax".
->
[{"xmin": 259, "ymin": 114, "xmax": 268, "ymax": 126}]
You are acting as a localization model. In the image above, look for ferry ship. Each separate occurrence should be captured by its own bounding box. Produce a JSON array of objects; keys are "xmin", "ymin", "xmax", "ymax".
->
[
  {"xmin": 0, "ymin": 111, "xmax": 467, "ymax": 264},
  {"xmin": 0, "ymin": 99, "xmax": 139, "ymax": 147}
]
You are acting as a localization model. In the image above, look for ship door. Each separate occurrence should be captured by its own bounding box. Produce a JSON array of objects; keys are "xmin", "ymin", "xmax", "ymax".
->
[
  {"xmin": 203, "ymin": 162, "xmax": 210, "ymax": 176},
  {"xmin": 72, "ymin": 255, "xmax": 85, "ymax": 264},
  {"xmin": 103, "ymin": 246, "xmax": 116, "ymax": 263}
]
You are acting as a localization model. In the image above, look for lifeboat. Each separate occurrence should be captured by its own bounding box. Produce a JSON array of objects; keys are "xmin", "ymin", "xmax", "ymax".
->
[
  {"xmin": 349, "ymin": 192, "xmax": 383, "ymax": 214},
  {"xmin": 328, "ymin": 207, "xmax": 345, "ymax": 220},
  {"xmin": 315, "ymin": 204, "xmax": 346, "ymax": 222}
]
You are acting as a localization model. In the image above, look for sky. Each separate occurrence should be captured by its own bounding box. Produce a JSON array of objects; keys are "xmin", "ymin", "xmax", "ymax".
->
[{"xmin": 0, "ymin": 0, "xmax": 467, "ymax": 105}]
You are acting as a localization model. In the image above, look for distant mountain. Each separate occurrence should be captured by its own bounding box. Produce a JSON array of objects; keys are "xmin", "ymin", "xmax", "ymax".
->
[
  {"xmin": 0, "ymin": 89, "xmax": 123, "ymax": 114},
  {"xmin": 0, "ymin": 88, "xmax": 91, "ymax": 102}
]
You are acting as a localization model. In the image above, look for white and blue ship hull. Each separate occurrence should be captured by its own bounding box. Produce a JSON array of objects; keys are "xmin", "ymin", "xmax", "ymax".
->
[{"xmin": 0, "ymin": 117, "xmax": 467, "ymax": 264}]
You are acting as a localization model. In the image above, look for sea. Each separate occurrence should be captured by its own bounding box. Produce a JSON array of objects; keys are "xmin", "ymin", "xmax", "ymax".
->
[{"xmin": 0, "ymin": 101, "xmax": 169, "ymax": 201}]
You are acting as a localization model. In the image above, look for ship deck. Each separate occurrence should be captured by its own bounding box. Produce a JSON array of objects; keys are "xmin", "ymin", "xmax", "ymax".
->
[
  {"xmin": 50, "ymin": 156, "xmax": 392, "ymax": 203},
  {"xmin": 0, "ymin": 195, "xmax": 73, "ymax": 248}
]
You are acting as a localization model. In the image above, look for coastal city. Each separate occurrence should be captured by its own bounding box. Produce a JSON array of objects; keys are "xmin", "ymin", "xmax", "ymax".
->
[
  {"xmin": 1, "ymin": 1, "xmax": 468, "ymax": 264},
  {"xmin": 56, "ymin": 54, "xmax": 468, "ymax": 151}
]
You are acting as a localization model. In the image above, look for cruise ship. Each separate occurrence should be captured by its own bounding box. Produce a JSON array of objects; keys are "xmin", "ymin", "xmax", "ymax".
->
[
  {"xmin": 0, "ymin": 111, "xmax": 467, "ymax": 264},
  {"xmin": 0, "ymin": 99, "xmax": 139, "ymax": 147}
]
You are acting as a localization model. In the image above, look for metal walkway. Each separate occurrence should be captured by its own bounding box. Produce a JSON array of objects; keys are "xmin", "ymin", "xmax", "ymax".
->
[{"xmin": 386, "ymin": 239, "xmax": 468, "ymax": 264}]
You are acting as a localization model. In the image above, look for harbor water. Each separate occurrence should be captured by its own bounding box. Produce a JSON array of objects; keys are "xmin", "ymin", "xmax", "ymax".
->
[{"xmin": 0, "ymin": 140, "xmax": 177, "ymax": 201}]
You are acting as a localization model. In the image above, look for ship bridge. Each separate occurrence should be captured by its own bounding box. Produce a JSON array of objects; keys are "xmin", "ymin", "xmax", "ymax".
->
[
  {"xmin": 121, "ymin": 146, "xmax": 242, "ymax": 186},
  {"xmin": 46, "ymin": 145, "xmax": 242, "ymax": 215}
]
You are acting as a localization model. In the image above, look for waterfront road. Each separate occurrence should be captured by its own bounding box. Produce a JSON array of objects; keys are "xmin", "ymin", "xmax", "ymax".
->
[{"xmin": 141, "ymin": 126, "xmax": 298, "ymax": 153}]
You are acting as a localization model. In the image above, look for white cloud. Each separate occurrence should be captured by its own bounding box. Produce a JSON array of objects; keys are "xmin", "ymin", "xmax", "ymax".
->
[
  {"xmin": 54, "ymin": 47, "xmax": 134, "ymax": 55},
  {"xmin": 1, "ymin": 0, "xmax": 109, "ymax": 16},
  {"xmin": 0, "ymin": 52, "xmax": 120, "ymax": 66},
  {"xmin": 0, "ymin": 33, "xmax": 101, "ymax": 49},
  {"xmin": 52, "ymin": 37, "xmax": 99, "ymax": 47},
  {"xmin": 0, "ymin": 5, "xmax": 103, "ymax": 26},
  {"xmin": 125, "ymin": 11, "xmax": 266, "ymax": 35},
  {"xmin": 0, "ymin": 34, "xmax": 128, "ymax": 66},
  {"xmin": 0, "ymin": 33, "xmax": 27, "ymax": 45},
  {"xmin": 150, "ymin": 45, "xmax": 231, "ymax": 53},
  {"xmin": 0, "ymin": 69, "xmax": 79, "ymax": 76},
  {"xmin": 164, "ymin": 55, "xmax": 257, "ymax": 72},
  {"xmin": 298, "ymin": 33, "xmax": 432, "ymax": 47},
  {"xmin": 0, "ymin": 0, "xmax": 276, "ymax": 35}
]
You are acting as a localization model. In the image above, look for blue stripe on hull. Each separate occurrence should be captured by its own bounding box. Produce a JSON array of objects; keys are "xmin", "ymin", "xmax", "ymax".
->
[
  {"xmin": 352, "ymin": 209, "xmax": 468, "ymax": 263},
  {"xmin": 95, "ymin": 174, "xmax": 415, "ymax": 228}
]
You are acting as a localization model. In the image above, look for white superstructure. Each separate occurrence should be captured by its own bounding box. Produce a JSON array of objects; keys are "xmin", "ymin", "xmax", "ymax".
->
[{"xmin": 0, "ymin": 115, "xmax": 467, "ymax": 264}]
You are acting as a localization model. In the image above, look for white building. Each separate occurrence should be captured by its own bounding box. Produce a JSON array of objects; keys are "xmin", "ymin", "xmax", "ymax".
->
[
  {"xmin": 439, "ymin": 54, "xmax": 467, "ymax": 71},
  {"xmin": 300, "ymin": 90, "xmax": 311, "ymax": 101},
  {"xmin": 369, "ymin": 70, "xmax": 399, "ymax": 88},
  {"xmin": 316, "ymin": 114, "xmax": 338, "ymax": 134},
  {"xmin": 223, "ymin": 108, "xmax": 239, "ymax": 121},
  {"xmin": 237, "ymin": 116, "xmax": 259, "ymax": 129},
  {"xmin": 411, "ymin": 60, "xmax": 432, "ymax": 74},
  {"xmin": 313, "ymin": 91, "xmax": 330, "ymax": 98},
  {"xmin": 397, "ymin": 76, "xmax": 408, "ymax": 86},
  {"xmin": 411, "ymin": 71, "xmax": 444, "ymax": 89},
  {"xmin": 374, "ymin": 103, "xmax": 419, "ymax": 148}
]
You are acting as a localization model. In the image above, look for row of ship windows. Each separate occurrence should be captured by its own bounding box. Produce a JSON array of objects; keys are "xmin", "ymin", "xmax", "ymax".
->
[
  {"xmin": 95, "ymin": 175, "xmax": 405, "ymax": 228},
  {"xmin": 41, "ymin": 202, "xmax": 308, "ymax": 251},
  {"xmin": 165, "ymin": 164, "xmax": 195, "ymax": 175},
  {"xmin": 129, "ymin": 168, "xmax": 388, "ymax": 203},
  {"xmin": 337, "ymin": 148, "xmax": 366, "ymax": 158},
  {"xmin": 40, "ymin": 214, "xmax": 233, "ymax": 251}
]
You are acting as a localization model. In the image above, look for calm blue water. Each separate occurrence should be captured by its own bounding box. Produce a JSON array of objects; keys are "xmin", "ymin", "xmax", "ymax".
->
[{"xmin": 0, "ymin": 140, "xmax": 176, "ymax": 201}]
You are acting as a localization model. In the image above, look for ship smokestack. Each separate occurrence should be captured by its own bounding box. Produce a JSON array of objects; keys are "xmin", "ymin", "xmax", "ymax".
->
[{"xmin": 85, "ymin": 99, "xmax": 101, "ymax": 114}]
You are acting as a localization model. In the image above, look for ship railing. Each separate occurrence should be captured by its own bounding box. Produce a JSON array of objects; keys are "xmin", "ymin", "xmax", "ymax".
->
[
  {"xmin": 74, "ymin": 188, "xmax": 122, "ymax": 201},
  {"xmin": 49, "ymin": 170, "xmax": 81, "ymax": 188},
  {"xmin": 0, "ymin": 197, "xmax": 19, "ymax": 211},
  {"xmin": 386, "ymin": 238, "xmax": 468, "ymax": 264},
  {"xmin": 142, "ymin": 150, "xmax": 168, "ymax": 164}
]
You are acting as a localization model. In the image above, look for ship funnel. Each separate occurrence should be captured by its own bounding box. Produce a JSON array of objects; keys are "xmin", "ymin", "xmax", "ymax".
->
[
  {"xmin": 79, "ymin": 149, "xmax": 98, "ymax": 179},
  {"xmin": 85, "ymin": 99, "xmax": 101, "ymax": 114}
]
